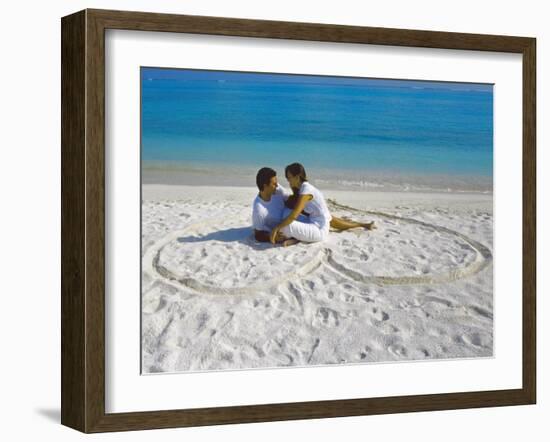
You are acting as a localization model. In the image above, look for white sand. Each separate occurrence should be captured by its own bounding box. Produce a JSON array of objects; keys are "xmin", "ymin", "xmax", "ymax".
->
[{"xmin": 141, "ymin": 185, "xmax": 493, "ymax": 373}]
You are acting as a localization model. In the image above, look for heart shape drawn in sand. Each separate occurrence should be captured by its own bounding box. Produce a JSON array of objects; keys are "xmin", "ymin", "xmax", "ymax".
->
[{"xmin": 142, "ymin": 204, "xmax": 492, "ymax": 295}]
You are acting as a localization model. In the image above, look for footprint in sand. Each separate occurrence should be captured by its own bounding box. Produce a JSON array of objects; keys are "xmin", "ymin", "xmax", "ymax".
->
[
  {"xmin": 371, "ymin": 307, "xmax": 390, "ymax": 322},
  {"xmin": 388, "ymin": 344, "xmax": 408, "ymax": 358},
  {"xmin": 468, "ymin": 305, "xmax": 493, "ymax": 319},
  {"xmin": 457, "ymin": 332, "xmax": 489, "ymax": 348},
  {"xmin": 358, "ymin": 346, "xmax": 372, "ymax": 360},
  {"xmin": 313, "ymin": 307, "xmax": 341, "ymax": 327}
]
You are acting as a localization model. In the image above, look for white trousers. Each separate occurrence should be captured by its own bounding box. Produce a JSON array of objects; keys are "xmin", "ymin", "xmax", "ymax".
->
[{"xmin": 280, "ymin": 209, "xmax": 329, "ymax": 243}]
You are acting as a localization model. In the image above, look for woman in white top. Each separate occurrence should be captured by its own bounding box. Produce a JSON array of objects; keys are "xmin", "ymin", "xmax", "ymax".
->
[{"xmin": 270, "ymin": 163, "xmax": 375, "ymax": 244}]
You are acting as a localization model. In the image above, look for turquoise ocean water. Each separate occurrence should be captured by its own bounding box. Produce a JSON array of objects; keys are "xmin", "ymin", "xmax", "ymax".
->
[{"xmin": 141, "ymin": 68, "xmax": 493, "ymax": 193}]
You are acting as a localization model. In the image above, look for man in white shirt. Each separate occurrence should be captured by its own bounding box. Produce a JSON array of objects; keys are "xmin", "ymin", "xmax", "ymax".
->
[{"xmin": 252, "ymin": 167, "xmax": 298, "ymax": 245}]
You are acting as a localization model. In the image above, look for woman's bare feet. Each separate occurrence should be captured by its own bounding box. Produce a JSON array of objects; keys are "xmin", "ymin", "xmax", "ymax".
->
[{"xmin": 363, "ymin": 221, "xmax": 376, "ymax": 230}]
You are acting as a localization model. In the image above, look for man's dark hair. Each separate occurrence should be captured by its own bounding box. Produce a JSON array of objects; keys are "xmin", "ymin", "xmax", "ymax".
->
[
  {"xmin": 256, "ymin": 167, "xmax": 277, "ymax": 192},
  {"xmin": 285, "ymin": 162, "xmax": 308, "ymax": 183}
]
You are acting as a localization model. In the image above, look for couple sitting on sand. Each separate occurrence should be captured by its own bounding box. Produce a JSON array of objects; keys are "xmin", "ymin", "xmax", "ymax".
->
[{"xmin": 252, "ymin": 163, "xmax": 376, "ymax": 247}]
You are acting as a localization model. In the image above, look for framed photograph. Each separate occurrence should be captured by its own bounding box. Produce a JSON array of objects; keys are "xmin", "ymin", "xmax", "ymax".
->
[{"xmin": 61, "ymin": 9, "xmax": 536, "ymax": 433}]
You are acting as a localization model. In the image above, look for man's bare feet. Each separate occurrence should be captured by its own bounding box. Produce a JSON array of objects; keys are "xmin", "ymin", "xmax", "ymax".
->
[{"xmin": 282, "ymin": 238, "xmax": 300, "ymax": 247}]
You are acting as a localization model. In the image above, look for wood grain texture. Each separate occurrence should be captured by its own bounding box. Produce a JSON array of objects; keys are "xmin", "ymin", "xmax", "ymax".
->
[
  {"xmin": 61, "ymin": 10, "xmax": 86, "ymax": 432},
  {"xmin": 60, "ymin": 8, "xmax": 537, "ymax": 433},
  {"xmin": 89, "ymin": 8, "xmax": 532, "ymax": 52},
  {"xmin": 85, "ymin": 10, "xmax": 107, "ymax": 433},
  {"xmin": 522, "ymin": 38, "xmax": 536, "ymax": 404},
  {"xmin": 89, "ymin": 389, "xmax": 531, "ymax": 433}
]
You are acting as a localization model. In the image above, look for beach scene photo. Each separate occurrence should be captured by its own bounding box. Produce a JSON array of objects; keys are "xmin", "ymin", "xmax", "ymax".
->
[{"xmin": 141, "ymin": 67, "xmax": 494, "ymax": 374}]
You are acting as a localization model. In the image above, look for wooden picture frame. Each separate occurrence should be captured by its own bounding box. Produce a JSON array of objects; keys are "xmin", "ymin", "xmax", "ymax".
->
[{"xmin": 61, "ymin": 8, "xmax": 536, "ymax": 433}]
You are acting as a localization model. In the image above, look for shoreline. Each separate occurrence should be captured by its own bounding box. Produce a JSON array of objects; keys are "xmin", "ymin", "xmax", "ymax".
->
[{"xmin": 142, "ymin": 163, "xmax": 493, "ymax": 195}]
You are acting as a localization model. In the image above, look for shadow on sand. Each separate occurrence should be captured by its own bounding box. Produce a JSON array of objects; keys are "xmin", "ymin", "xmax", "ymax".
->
[{"xmin": 177, "ymin": 227, "xmax": 274, "ymax": 251}]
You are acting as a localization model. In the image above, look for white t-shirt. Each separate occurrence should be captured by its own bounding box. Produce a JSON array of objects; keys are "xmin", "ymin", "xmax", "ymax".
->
[
  {"xmin": 251, "ymin": 184, "xmax": 291, "ymax": 232},
  {"xmin": 299, "ymin": 181, "xmax": 332, "ymax": 229}
]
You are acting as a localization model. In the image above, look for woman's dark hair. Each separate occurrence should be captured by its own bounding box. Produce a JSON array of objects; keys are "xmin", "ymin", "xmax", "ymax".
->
[
  {"xmin": 256, "ymin": 167, "xmax": 277, "ymax": 191},
  {"xmin": 285, "ymin": 162, "xmax": 308, "ymax": 184}
]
